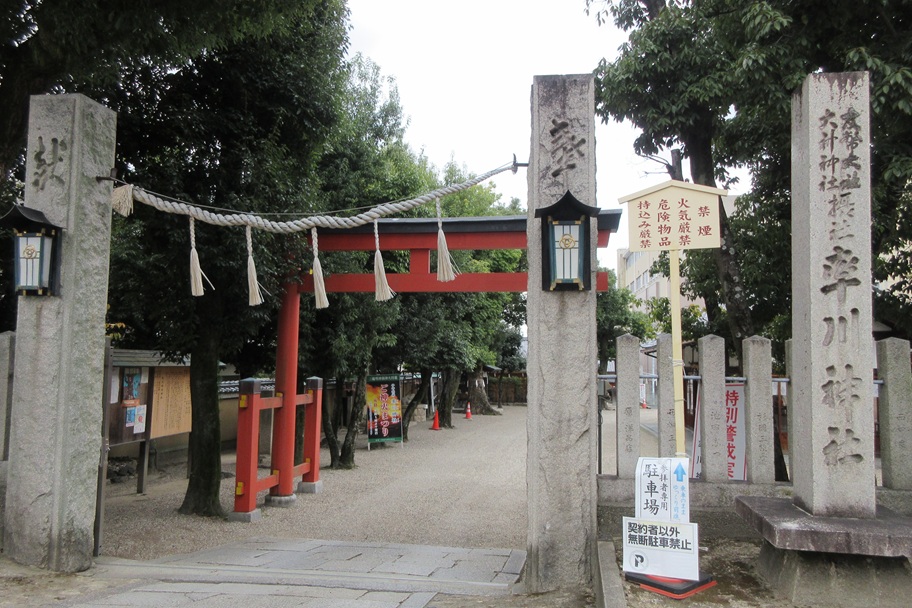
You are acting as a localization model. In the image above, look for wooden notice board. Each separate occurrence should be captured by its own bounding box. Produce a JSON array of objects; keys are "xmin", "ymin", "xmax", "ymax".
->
[{"xmin": 150, "ymin": 367, "xmax": 192, "ymax": 439}]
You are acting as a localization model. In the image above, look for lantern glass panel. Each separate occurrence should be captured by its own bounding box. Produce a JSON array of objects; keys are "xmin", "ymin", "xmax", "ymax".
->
[
  {"xmin": 551, "ymin": 221, "xmax": 585, "ymax": 288},
  {"xmin": 15, "ymin": 232, "xmax": 53, "ymax": 291}
]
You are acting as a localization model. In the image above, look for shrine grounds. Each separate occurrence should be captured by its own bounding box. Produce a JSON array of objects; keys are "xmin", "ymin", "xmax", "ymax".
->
[{"xmin": 0, "ymin": 405, "xmax": 822, "ymax": 606}]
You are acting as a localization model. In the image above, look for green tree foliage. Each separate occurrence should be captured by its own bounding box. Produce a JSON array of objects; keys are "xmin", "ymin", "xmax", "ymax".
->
[
  {"xmin": 0, "ymin": 1, "xmax": 325, "ymax": 198},
  {"xmin": 100, "ymin": 2, "xmax": 349, "ymax": 515},
  {"xmin": 0, "ymin": 1, "xmax": 332, "ymax": 332},
  {"xmin": 588, "ymin": 0, "xmax": 912, "ymax": 350},
  {"xmin": 596, "ymin": 269, "xmax": 653, "ymax": 373},
  {"xmin": 297, "ymin": 55, "xmax": 434, "ymax": 465}
]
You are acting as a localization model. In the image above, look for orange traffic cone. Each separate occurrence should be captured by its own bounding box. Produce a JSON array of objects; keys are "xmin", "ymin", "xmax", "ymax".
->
[
  {"xmin": 430, "ymin": 410, "xmax": 440, "ymax": 430},
  {"xmin": 465, "ymin": 402, "xmax": 472, "ymax": 420}
]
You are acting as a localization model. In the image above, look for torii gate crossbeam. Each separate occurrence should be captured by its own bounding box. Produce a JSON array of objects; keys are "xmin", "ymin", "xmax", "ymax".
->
[{"xmin": 298, "ymin": 212, "xmax": 621, "ymax": 294}]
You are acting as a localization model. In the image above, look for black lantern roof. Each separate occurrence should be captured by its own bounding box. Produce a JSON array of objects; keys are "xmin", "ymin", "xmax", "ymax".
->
[
  {"xmin": 534, "ymin": 191, "xmax": 600, "ymax": 221},
  {"xmin": 0, "ymin": 204, "xmax": 61, "ymax": 233}
]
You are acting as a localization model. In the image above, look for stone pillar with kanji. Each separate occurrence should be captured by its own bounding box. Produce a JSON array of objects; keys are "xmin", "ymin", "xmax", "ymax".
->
[
  {"xmin": 790, "ymin": 72, "xmax": 875, "ymax": 518},
  {"xmin": 525, "ymin": 74, "xmax": 598, "ymax": 593},
  {"xmin": 3, "ymin": 95, "xmax": 116, "ymax": 571}
]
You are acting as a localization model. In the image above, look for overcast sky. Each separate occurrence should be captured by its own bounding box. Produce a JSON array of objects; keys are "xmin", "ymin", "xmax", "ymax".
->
[{"xmin": 345, "ymin": 1, "xmax": 738, "ymax": 270}]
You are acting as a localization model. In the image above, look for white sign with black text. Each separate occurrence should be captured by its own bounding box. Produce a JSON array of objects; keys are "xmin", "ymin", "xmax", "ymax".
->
[
  {"xmin": 622, "ymin": 516, "xmax": 700, "ymax": 581},
  {"xmin": 635, "ymin": 457, "xmax": 691, "ymax": 523}
]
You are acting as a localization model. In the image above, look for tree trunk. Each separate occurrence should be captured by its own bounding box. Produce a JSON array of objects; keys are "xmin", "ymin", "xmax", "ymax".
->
[
  {"xmin": 401, "ymin": 370, "xmax": 431, "ymax": 442},
  {"xmin": 339, "ymin": 365, "xmax": 368, "ymax": 467},
  {"xmin": 598, "ymin": 340, "xmax": 611, "ymax": 375},
  {"xmin": 179, "ymin": 302, "xmax": 225, "ymax": 517},
  {"xmin": 685, "ymin": 124, "xmax": 754, "ymax": 372},
  {"xmin": 322, "ymin": 391, "xmax": 341, "ymax": 468},
  {"xmin": 467, "ymin": 368, "xmax": 501, "ymax": 415},
  {"xmin": 440, "ymin": 369, "xmax": 459, "ymax": 428}
]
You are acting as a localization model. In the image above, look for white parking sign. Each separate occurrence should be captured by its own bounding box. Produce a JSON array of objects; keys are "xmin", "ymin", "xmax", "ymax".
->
[
  {"xmin": 635, "ymin": 457, "xmax": 690, "ymax": 523},
  {"xmin": 623, "ymin": 516, "xmax": 700, "ymax": 581}
]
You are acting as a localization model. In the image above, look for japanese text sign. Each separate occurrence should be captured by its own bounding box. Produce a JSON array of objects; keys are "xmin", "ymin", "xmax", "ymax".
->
[
  {"xmin": 366, "ymin": 374, "xmax": 403, "ymax": 444},
  {"xmin": 690, "ymin": 383, "xmax": 747, "ymax": 481},
  {"xmin": 635, "ymin": 457, "xmax": 690, "ymax": 523},
  {"xmin": 618, "ymin": 180, "xmax": 727, "ymax": 252},
  {"xmin": 623, "ymin": 517, "xmax": 700, "ymax": 581}
]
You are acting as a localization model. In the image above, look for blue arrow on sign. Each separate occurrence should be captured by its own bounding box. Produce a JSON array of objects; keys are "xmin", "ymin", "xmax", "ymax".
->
[{"xmin": 674, "ymin": 463, "xmax": 687, "ymax": 482}]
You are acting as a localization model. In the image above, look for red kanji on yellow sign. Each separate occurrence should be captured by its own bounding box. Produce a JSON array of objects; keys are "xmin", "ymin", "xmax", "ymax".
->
[{"xmin": 618, "ymin": 181, "xmax": 726, "ymax": 252}]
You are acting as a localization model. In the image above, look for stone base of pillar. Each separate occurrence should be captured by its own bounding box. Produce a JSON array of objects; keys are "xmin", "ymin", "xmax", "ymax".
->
[
  {"xmin": 296, "ymin": 480, "xmax": 323, "ymax": 494},
  {"xmin": 265, "ymin": 494, "xmax": 297, "ymax": 508},
  {"xmin": 227, "ymin": 509, "xmax": 262, "ymax": 523},
  {"xmin": 736, "ymin": 496, "xmax": 912, "ymax": 556},
  {"xmin": 758, "ymin": 542, "xmax": 912, "ymax": 607}
]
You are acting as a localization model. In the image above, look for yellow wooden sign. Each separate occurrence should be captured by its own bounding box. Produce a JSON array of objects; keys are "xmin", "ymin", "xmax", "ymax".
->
[
  {"xmin": 618, "ymin": 180, "xmax": 727, "ymax": 457},
  {"xmin": 619, "ymin": 180, "xmax": 726, "ymax": 252}
]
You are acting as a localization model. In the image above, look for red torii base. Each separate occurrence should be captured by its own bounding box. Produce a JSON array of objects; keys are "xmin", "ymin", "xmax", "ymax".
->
[{"xmin": 229, "ymin": 287, "xmax": 324, "ymax": 521}]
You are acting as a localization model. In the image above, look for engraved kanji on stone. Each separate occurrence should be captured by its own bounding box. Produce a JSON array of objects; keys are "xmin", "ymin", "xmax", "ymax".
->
[
  {"xmin": 840, "ymin": 107, "xmax": 863, "ymax": 174},
  {"xmin": 821, "ymin": 246, "xmax": 861, "ymax": 304},
  {"xmin": 548, "ymin": 118, "xmax": 586, "ymax": 177},
  {"xmin": 827, "ymin": 194, "xmax": 855, "ymax": 241},
  {"xmin": 820, "ymin": 364, "xmax": 862, "ymax": 410},
  {"xmin": 822, "ymin": 427, "xmax": 864, "ymax": 466},
  {"xmin": 818, "ymin": 109, "xmax": 837, "ymax": 137},
  {"xmin": 32, "ymin": 136, "xmax": 67, "ymax": 191},
  {"xmin": 822, "ymin": 309, "xmax": 859, "ymax": 346},
  {"xmin": 839, "ymin": 171, "xmax": 861, "ymax": 191}
]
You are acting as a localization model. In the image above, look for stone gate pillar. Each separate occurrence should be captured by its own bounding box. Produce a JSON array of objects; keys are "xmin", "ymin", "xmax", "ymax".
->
[
  {"xmin": 3, "ymin": 95, "xmax": 116, "ymax": 571},
  {"xmin": 790, "ymin": 72, "xmax": 875, "ymax": 518},
  {"xmin": 526, "ymin": 75, "xmax": 598, "ymax": 593}
]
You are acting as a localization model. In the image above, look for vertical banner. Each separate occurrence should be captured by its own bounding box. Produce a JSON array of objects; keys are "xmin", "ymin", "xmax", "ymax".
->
[
  {"xmin": 366, "ymin": 374, "xmax": 403, "ymax": 445},
  {"xmin": 690, "ymin": 383, "xmax": 747, "ymax": 480}
]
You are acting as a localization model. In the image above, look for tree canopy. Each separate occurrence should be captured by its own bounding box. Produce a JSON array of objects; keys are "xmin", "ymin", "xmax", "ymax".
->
[
  {"xmin": 596, "ymin": 268, "xmax": 653, "ymax": 372},
  {"xmin": 0, "ymin": 1, "xmax": 332, "ymax": 202},
  {"xmin": 589, "ymin": 0, "xmax": 912, "ymax": 353},
  {"xmin": 97, "ymin": 2, "xmax": 350, "ymax": 515}
]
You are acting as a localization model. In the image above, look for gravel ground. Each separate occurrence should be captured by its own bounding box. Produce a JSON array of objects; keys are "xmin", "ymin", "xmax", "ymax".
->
[
  {"xmin": 0, "ymin": 405, "xmax": 809, "ymax": 607},
  {"xmin": 99, "ymin": 405, "xmax": 529, "ymax": 560}
]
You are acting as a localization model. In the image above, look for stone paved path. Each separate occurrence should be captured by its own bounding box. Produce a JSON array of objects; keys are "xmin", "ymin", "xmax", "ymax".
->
[{"xmin": 54, "ymin": 539, "xmax": 525, "ymax": 607}]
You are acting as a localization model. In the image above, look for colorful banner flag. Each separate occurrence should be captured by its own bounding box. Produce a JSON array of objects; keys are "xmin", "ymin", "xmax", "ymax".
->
[{"xmin": 367, "ymin": 374, "xmax": 403, "ymax": 445}]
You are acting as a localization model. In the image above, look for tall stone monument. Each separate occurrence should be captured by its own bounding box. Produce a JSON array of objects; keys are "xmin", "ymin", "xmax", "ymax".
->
[
  {"xmin": 790, "ymin": 71, "xmax": 875, "ymax": 518},
  {"xmin": 737, "ymin": 72, "xmax": 912, "ymax": 607},
  {"xmin": 3, "ymin": 95, "xmax": 116, "ymax": 571},
  {"xmin": 526, "ymin": 75, "xmax": 598, "ymax": 593}
]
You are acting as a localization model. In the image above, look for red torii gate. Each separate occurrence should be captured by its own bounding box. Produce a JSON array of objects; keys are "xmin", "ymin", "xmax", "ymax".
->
[
  {"xmin": 232, "ymin": 211, "xmax": 621, "ymax": 517},
  {"xmin": 299, "ymin": 212, "xmax": 621, "ymax": 293}
]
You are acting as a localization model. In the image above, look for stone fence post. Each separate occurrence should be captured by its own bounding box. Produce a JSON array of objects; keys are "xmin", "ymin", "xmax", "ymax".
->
[
  {"xmin": 697, "ymin": 334, "xmax": 726, "ymax": 482},
  {"xmin": 876, "ymin": 337, "xmax": 912, "ymax": 490},
  {"xmin": 743, "ymin": 336, "xmax": 774, "ymax": 483},
  {"xmin": 615, "ymin": 334, "xmax": 641, "ymax": 478},
  {"xmin": 656, "ymin": 333, "xmax": 676, "ymax": 457}
]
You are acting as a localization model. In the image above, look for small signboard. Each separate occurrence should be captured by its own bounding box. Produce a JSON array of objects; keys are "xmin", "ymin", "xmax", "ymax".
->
[
  {"xmin": 690, "ymin": 383, "xmax": 747, "ymax": 480},
  {"xmin": 635, "ymin": 457, "xmax": 691, "ymax": 523},
  {"xmin": 623, "ymin": 517, "xmax": 700, "ymax": 581},
  {"xmin": 366, "ymin": 374, "xmax": 403, "ymax": 446},
  {"xmin": 618, "ymin": 180, "xmax": 726, "ymax": 253}
]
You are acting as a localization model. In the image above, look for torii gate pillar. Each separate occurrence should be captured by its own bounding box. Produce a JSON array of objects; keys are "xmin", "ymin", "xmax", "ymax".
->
[
  {"xmin": 3, "ymin": 95, "xmax": 116, "ymax": 571},
  {"xmin": 525, "ymin": 75, "xmax": 598, "ymax": 593}
]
